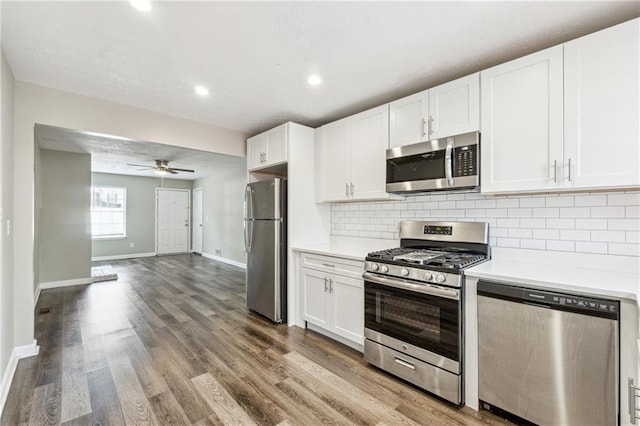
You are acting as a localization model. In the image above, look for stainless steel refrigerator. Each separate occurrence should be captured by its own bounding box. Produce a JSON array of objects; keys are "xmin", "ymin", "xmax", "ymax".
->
[{"xmin": 243, "ymin": 178, "xmax": 287, "ymax": 323}]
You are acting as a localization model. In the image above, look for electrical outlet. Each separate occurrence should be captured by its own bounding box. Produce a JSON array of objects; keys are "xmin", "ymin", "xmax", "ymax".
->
[
  {"xmin": 129, "ymin": 242, "xmax": 134, "ymax": 248},
  {"xmin": 215, "ymin": 248, "xmax": 222, "ymax": 256}
]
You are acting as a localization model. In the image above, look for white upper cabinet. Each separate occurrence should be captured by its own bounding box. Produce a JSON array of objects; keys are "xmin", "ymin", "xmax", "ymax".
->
[
  {"xmin": 481, "ymin": 18, "xmax": 639, "ymax": 194},
  {"xmin": 564, "ymin": 18, "xmax": 639, "ymax": 189},
  {"xmin": 389, "ymin": 73, "xmax": 480, "ymax": 148},
  {"xmin": 317, "ymin": 105, "xmax": 396, "ymax": 202},
  {"xmin": 481, "ymin": 46, "xmax": 564, "ymax": 193},
  {"xmin": 247, "ymin": 124, "xmax": 288, "ymax": 171}
]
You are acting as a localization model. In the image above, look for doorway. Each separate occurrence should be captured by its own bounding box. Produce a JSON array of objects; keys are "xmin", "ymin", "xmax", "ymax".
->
[
  {"xmin": 192, "ymin": 188, "xmax": 203, "ymax": 254},
  {"xmin": 156, "ymin": 188, "xmax": 190, "ymax": 255}
]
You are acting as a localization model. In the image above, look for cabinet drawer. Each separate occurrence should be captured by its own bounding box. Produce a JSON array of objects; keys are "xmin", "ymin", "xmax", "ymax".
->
[{"xmin": 301, "ymin": 253, "xmax": 364, "ymax": 279}]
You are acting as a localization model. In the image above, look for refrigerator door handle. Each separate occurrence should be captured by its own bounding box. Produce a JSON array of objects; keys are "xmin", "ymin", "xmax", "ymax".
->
[
  {"xmin": 244, "ymin": 185, "xmax": 254, "ymax": 219},
  {"xmin": 244, "ymin": 219, "xmax": 254, "ymax": 253}
]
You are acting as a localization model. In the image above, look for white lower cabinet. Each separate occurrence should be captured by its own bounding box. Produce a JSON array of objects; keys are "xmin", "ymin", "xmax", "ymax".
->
[{"xmin": 300, "ymin": 253, "xmax": 364, "ymax": 346}]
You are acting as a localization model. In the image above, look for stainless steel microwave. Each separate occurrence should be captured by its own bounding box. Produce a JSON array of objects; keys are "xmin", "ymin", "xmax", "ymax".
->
[{"xmin": 386, "ymin": 131, "xmax": 479, "ymax": 193}]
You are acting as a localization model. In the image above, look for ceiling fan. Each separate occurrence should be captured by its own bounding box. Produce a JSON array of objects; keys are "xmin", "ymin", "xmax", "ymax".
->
[{"xmin": 127, "ymin": 159, "xmax": 195, "ymax": 176}]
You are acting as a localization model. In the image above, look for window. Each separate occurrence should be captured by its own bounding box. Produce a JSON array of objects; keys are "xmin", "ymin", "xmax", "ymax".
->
[{"xmin": 91, "ymin": 186, "xmax": 126, "ymax": 238}]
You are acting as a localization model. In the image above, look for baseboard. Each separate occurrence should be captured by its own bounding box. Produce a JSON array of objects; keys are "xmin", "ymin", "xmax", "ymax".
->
[
  {"xmin": 91, "ymin": 252, "xmax": 156, "ymax": 262},
  {"xmin": 39, "ymin": 277, "xmax": 92, "ymax": 290},
  {"xmin": 201, "ymin": 252, "xmax": 246, "ymax": 269},
  {"xmin": 0, "ymin": 341, "xmax": 39, "ymax": 417},
  {"xmin": 34, "ymin": 285, "xmax": 42, "ymax": 308}
]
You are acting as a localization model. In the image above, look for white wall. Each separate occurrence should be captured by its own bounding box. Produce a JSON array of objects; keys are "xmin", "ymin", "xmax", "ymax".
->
[
  {"xmin": 0, "ymin": 49, "xmax": 15, "ymax": 395},
  {"xmin": 331, "ymin": 190, "xmax": 640, "ymax": 257},
  {"xmin": 38, "ymin": 149, "xmax": 92, "ymax": 284},
  {"xmin": 12, "ymin": 82, "xmax": 248, "ymax": 351},
  {"xmin": 193, "ymin": 157, "xmax": 247, "ymax": 265},
  {"xmin": 91, "ymin": 173, "xmax": 192, "ymax": 258}
]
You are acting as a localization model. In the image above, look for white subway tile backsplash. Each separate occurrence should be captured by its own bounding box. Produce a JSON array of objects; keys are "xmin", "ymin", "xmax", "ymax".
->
[
  {"xmin": 608, "ymin": 192, "xmax": 640, "ymax": 206},
  {"xmin": 559, "ymin": 207, "xmax": 590, "ymax": 218},
  {"xmin": 546, "ymin": 240, "xmax": 575, "ymax": 252},
  {"xmin": 520, "ymin": 218, "xmax": 546, "ymax": 229},
  {"xmin": 575, "ymin": 241, "xmax": 608, "ymax": 254},
  {"xmin": 575, "ymin": 218, "xmax": 608, "ymax": 230},
  {"xmin": 497, "ymin": 199, "xmax": 519, "ymax": 208},
  {"xmin": 608, "ymin": 243, "xmax": 640, "ymax": 256},
  {"xmin": 546, "ymin": 196, "xmax": 574, "ymax": 207},
  {"xmin": 546, "ymin": 219, "xmax": 575, "ymax": 229},
  {"xmin": 330, "ymin": 190, "xmax": 640, "ymax": 257},
  {"xmin": 532, "ymin": 208, "xmax": 560, "ymax": 218},
  {"xmin": 508, "ymin": 208, "xmax": 532, "ymax": 218},
  {"xmin": 574, "ymin": 194, "xmax": 607, "ymax": 207},
  {"xmin": 559, "ymin": 229, "xmax": 590, "ymax": 241},
  {"xmin": 591, "ymin": 230, "xmax": 626, "ymax": 243},
  {"xmin": 519, "ymin": 197, "xmax": 546, "ymax": 208},
  {"xmin": 521, "ymin": 239, "xmax": 546, "ymax": 250},
  {"xmin": 608, "ymin": 218, "xmax": 640, "ymax": 231}
]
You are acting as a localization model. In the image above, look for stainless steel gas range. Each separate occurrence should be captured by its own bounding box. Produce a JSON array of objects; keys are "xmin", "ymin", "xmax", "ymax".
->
[{"xmin": 363, "ymin": 221, "xmax": 489, "ymax": 405}]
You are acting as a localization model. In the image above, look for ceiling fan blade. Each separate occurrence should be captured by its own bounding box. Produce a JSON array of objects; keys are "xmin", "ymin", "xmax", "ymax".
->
[
  {"xmin": 168, "ymin": 169, "xmax": 179, "ymax": 174},
  {"xmin": 169, "ymin": 168, "xmax": 195, "ymax": 173},
  {"xmin": 127, "ymin": 163, "xmax": 155, "ymax": 169},
  {"xmin": 137, "ymin": 168, "xmax": 154, "ymax": 171}
]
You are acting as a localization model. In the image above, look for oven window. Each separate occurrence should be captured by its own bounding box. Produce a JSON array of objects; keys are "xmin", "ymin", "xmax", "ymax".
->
[
  {"xmin": 387, "ymin": 150, "xmax": 446, "ymax": 184},
  {"xmin": 365, "ymin": 281, "xmax": 459, "ymax": 361}
]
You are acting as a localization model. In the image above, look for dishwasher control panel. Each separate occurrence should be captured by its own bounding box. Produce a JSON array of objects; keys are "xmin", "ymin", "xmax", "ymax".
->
[{"xmin": 525, "ymin": 290, "xmax": 618, "ymax": 314}]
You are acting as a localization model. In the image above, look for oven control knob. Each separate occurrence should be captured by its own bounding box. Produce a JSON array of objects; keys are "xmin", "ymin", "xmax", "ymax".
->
[
  {"xmin": 380, "ymin": 265, "xmax": 389, "ymax": 273},
  {"xmin": 370, "ymin": 263, "xmax": 379, "ymax": 272},
  {"xmin": 436, "ymin": 274, "xmax": 446, "ymax": 283},
  {"xmin": 424, "ymin": 272, "xmax": 433, "ymax": 281},
  {"xmin": 400, "ymin": 268, "xmax": 409, "ymax": 277}
]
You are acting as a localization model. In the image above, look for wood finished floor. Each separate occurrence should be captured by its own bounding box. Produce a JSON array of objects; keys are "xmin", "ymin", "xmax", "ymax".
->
[{"xmin": 2, "ymin": 254, "xmax": 510, "ymax": 426}]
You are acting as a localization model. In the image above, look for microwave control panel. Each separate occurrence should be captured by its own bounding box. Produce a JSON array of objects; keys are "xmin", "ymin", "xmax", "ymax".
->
[{"xmin": 454, "ymin": 145, "xmax": 477, "ymax": 177}]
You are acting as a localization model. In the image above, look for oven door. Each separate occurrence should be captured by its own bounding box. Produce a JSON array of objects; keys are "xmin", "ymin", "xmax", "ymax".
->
[{"xmin": 363, "ymin": 272, "xmax": 461, "ymax": 374}]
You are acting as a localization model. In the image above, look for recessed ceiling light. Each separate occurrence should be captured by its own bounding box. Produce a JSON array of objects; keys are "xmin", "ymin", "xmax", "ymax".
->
[
  {"xmin": 194, "ymin": 86, "xmax": 209, "ymax": 97},
  {"xmin": 308, "ymin": 74, "xmax": 322, "ymax": 86},
  {"xmin": 128, "ymin": 0, "xmax": 152, "ymax": 12}
]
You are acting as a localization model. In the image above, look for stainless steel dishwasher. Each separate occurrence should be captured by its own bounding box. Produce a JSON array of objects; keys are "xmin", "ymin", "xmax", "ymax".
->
[{"xmin": 477, "ymin": 280, "xmax": 619, "ymax": 426}]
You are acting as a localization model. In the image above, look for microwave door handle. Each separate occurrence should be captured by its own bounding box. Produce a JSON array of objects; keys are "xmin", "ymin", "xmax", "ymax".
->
[{"xmin": 445, "ymin": 137, "xmax": 454, "ymax": 186}]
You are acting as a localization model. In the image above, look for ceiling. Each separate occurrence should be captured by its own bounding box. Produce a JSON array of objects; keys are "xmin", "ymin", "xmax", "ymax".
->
[
  {"xmin": 3, "ymin": 1, "xmax": 639, "ymax": 137},
  {"xmin": 35, "ymin": 124, "xmax": 245, "ymax": 181}
]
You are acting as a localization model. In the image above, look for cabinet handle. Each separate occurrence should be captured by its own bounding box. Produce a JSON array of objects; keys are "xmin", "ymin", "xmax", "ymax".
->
[
  {"xmin": 329, "ymin": 279, "xmax": 333, "ymax": 293},
  {"xmin": 428, "ymin": 115, "xmax": 434, "ymax": 137},
  {"xmin": 324, "ymin": 277, "xmax": 328, "ymax": 292},
  {"xmin": 345, "ymin": 183, "xmax": 349, "ymax": 197},
  {"xmin": 322, "ymin": 263, "xmax": 335, "ymax": 268},
  {"xmin": 394, "ymin": 357, "xmax": 416, "ymax": 370},
  {"xmin": 421, "ymin": 118, "xmax": 426, "ymax": 138},
  {"xmin": 568, "ymin": 158, "xmax": 572, "ymax": 182},
  {"xmin": 553, "ymin": 160, "xmax": 557, "ymax": 183},
  {"xmin": 629, "ymin": 377, "xmax": 640, "ymax": 424},
  {"xmin": 350, "ymin": 183, "xmax": 354, "ymax": 196}
]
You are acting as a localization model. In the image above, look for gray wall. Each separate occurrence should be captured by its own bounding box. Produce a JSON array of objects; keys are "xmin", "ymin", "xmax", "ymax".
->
[
  {"xmin": 91, "ymin": 173, "xmax": 192, "ymax": 258},
  {"xmin": 193, "ymin": 158, "xmax": 246, "ymax": 265},
  {"xmin": 38, "ymin": 149, "xmax": 92, "ymax": 283},
  {"xmin": 1, "ymin": 48, "xmax": 16, "ymax": 387}
]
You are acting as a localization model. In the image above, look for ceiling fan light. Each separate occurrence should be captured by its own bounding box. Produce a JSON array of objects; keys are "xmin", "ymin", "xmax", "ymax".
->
[{"xmin": 155, "ymin": 169, "xmax": 168, "ymax": 176}]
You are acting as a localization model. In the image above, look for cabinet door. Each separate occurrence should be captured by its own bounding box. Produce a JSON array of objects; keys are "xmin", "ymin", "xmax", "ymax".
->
[
  {"xmin": 247, "ymin": 135, "xmax": 267, "ymax": 171},
  {"xmin": 481, "ymin": 46, "xmax": 564, "ymax": 193},
  {"xmin": 350, "ymin": 105, "xmax": 390, "ymax": 200},
  {"xmin": 301, "ymin": 268, "xmax": 330, "ymax": 328},
  {"xmin": 266, "ymin": 125, "xmax": 288, "ymax": 166},
  {"xmin": 429, "ymin": 73, "xmax": 480, "ymax": 140},
  {"xmin": 330, "ymin": 274, "xmax": 364, "ymax": 344},
  {"xmin": 564, "ymin": 18, "xmax": 639, "ymax": 189},
  {"xmin": 389, "ymin": 90, "xmax": 429, "ymax": 148},
  {"xmin": 318, "ymin": 117, "xmax": 351, "ymax": 201}
]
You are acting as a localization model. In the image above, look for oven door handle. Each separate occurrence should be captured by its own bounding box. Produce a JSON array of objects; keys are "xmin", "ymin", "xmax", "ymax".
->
[{"xmin": 363, "ymin": 272, "xmax": 460, "ymax": 300}]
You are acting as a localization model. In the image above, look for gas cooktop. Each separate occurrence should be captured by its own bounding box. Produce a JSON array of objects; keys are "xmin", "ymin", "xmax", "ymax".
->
[{"xmin": 367, "ymin": 247, "xmax": 487, "ymax": 270}]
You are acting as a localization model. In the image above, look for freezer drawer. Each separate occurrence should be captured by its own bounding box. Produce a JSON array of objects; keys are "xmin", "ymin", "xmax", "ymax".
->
[{"xmin": 478, "ymin": 281, "xmax": 618, "ymax": 426}]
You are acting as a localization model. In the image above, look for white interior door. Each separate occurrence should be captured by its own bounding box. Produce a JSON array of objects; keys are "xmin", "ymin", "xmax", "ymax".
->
[
  {"xmin": 156, "ymin": 188, "xmax": 190, "ymax": 255},
  {"xmin": 192, "ymin": 188, "xmax": 203, "ymax": 254}
]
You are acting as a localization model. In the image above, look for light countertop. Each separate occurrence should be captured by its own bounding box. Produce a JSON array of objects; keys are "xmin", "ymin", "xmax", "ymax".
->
[
  {"xmin": 466, "ymin": 247, "xmax": 639, "ymax": 302},
  {"xmin": 291, "ymin": 236, "xmax": 396, "ymax": 261}
]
